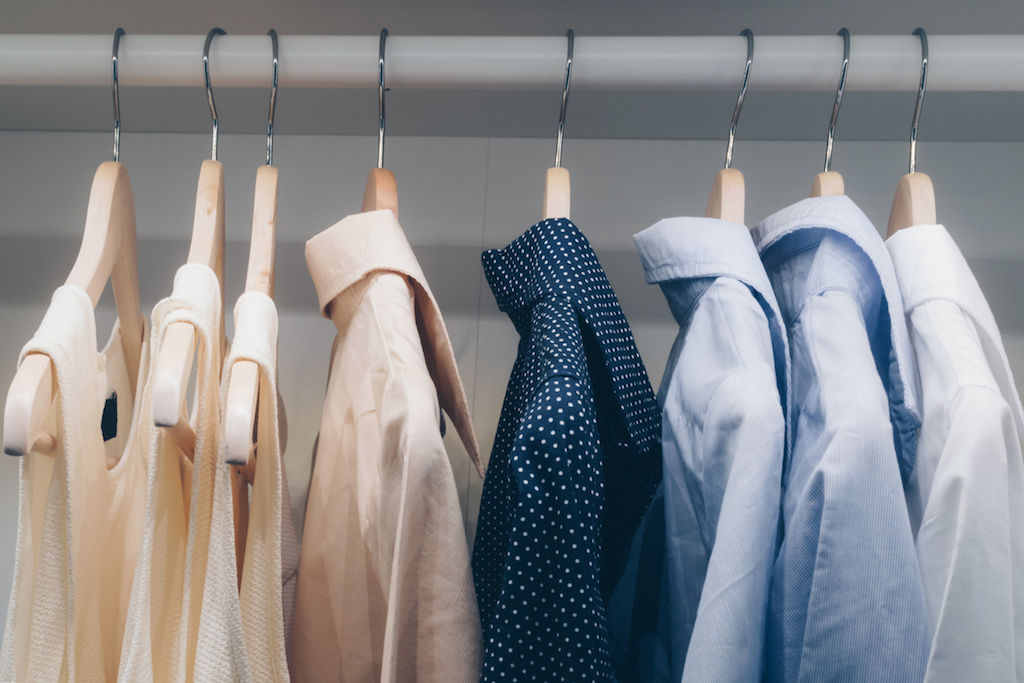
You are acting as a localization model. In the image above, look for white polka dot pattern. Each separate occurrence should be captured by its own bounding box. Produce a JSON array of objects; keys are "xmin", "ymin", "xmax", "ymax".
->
[{"xmin": 472, "ymin": 219, "xmax": 661, "ymax": 682}]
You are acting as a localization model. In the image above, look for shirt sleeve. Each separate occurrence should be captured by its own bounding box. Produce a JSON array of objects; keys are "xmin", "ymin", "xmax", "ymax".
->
[
  {"xmin": 917, "ymin": 383, "xmax": 1023, "ymax": 682},
  {"xmin": 480, "ymin": 374, "xmax": 614, "ymax": 682}
]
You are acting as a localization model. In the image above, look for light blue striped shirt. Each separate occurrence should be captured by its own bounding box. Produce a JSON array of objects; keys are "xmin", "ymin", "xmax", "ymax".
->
[
  {"xmin": 753, "ymin": 195, "xmax": 929, "ymax": 681},
  {"xmin": 608, "ymin": 217, "xmax": 789, "ymax": 682}
]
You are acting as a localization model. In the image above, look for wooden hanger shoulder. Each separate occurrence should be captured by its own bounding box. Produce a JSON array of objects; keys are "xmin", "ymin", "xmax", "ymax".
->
[
  {"xmin": 810, "ymin": 170, "xmax": 845, "ymax": 197},
  {"xmin": 705, "ymin": 167, "xmax": 745, "ymax": 224},
  {"xmin": 4, "ymin": 160, "xmax": 143, "ymax": 456},
  {"xmin": 151, "ymin": 159, "xmax": 226, "ymax": 459},
  {"xmin": 224, "ymin": 164, "xmax": 279, "ymax": 467},
  {"xmin": 362, "ymin": 167, "xmax": 398, "ymax": 217},
  {"xmin": 542, "ymin": 166, "xmax": 571, "ymax": 221},
  {"xmin": 887, "ymin": 172, "xmax": 936, "ymax": 237}
]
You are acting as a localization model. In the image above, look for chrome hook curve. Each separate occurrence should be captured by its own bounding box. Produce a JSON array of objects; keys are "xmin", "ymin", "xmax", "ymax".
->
[
  {"xmin": 823, "ymin": 27, "xmax": 851, "ymax": 172},
  {"xmin": 908, "ymin": 27, "xmax": 929, "ymax": 174},
  {"xmin": 554, "ymin": 29, "xmax": 574, "ymax": 168},
  {"xmin": 203, "ymin": 27, "xmax": 226, "ymax": 161},
  {"xmin": 112, "ymin": 27, "xmax": 125, "ymax": 162},
  {"xmin": 377, "ymin": 28, "xmax": 388, "ymax": 169},
  {"xmin": 724, "ymin": 28, "xmax": 754, "ymax": 170},
  {"xmin": 266, "ymin": 29, "xmax": 279, "ymax": 165}
]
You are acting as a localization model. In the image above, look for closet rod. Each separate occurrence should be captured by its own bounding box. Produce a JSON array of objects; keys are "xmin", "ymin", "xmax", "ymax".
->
[{"xmin": 0, "ymin": 34, "xmax": 1022, "ymax": 91}]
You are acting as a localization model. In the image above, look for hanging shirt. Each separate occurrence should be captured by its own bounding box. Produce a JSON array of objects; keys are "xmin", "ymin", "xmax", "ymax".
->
[
  {"xmin": 119, "ymin": 264, "xmax": 248, "ymax": 682},
  {"xmin": 607, "ymin": 217, "xmax": 790, "ymax": 682},
  {"xmin": 0, "ymin": 288, "xmax": 149, "ymax": 682},
  {"xmin": 887, "ymin": 223, "xmax": 1024, "ymax": 682},
  {"xmin": 220, "ymin": 292, "xmax": 301, "ymax": 681},
  {"xmin": 473, "ymin": 218, "xmax": 662, "ymax": 682},
  {"xmin": 752, "ymin": 195, "xmax": 929, "ymax": 681},
  {"xmin": 294, "ymin": 209, "xmax": 484, "ymax": 683}
]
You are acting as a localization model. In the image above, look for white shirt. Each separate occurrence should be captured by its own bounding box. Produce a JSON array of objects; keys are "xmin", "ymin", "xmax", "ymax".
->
[{"xmin": 888, "ymin": 223, "xmax": 1024, "ymax": 682}]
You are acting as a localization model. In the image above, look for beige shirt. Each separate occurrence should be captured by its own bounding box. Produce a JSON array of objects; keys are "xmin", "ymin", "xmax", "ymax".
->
[{"xmin": 293, "ymin": 209, "xmax": 484, "ymax": 682}]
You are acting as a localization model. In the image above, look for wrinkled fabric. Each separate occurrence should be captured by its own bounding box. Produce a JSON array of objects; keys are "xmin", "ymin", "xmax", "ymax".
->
[
  {"xmin": 0, "ymin": 288, "xmax": 149, "ymax": 682},
  {"xmin": 888, "ymin": 223, "xmax": 1024, "ymax": 682},
  {"xmin": 221, "ymin": 292, "xmax": 299, "ymax": 681},
  {"xmin": 608, "ymin": 217, "xmax": 789, "ymax": 683},
  {"xmin": 118, "ymin": 264, "xmax": 248, "ymax": 682},
  {"xmin": 752, "ymin": 195, "xmax": 929, "ymax": 681},
  {"xmin": 294, "ymin": 209, "xmax": 483, "ymax": 683},
  {"xmin": 473, "ymin": 218, "xmax": 661, "ymax": 682}
]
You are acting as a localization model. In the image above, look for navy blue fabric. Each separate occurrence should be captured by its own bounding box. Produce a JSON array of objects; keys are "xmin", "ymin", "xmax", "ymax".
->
[{"xmin": 472, "ymin": 218, "xmax": 662, "ymax": 682}]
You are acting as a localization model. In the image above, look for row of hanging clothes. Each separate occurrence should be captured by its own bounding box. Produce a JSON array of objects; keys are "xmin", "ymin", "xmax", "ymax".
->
[{"xmin": 1, "ymin": 22, "xmax": 1022, "ymax": 683}]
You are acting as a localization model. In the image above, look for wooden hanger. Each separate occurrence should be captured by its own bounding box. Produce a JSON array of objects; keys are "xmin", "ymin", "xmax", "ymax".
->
[
  {"xmin": 810, "ymin": 28, "xmax": 851, "ymax": 198},
  {"xmin": 361, "ymin": 30, "xmax": 399, "ymax": 216},
  {"xmin": 542, "ymin": 29, "xmax": 574, "ymax": 221},
  {"xmin": 4, "ymin": 161, "xmax": 144, "ymax": 456},
  {"xmin": 224, "ymin": 30, "xmax": 280, "ymax": 469},
  {"xmin": 706, "ymin": 29, "xmax": 754, "ymax": 224},
  {"xmin": 152, "ymin": 29, "xmax": 227, "ymax": 459},
  {"xmin": 223, "ymin": 164, "xmax": 276, "ymax": 468},
  {"xmin": 4, "ymin": 29, "xmax": 144, "ymax": 457},
  {"xmin": 887, "ymin": 28, "xmax": 936, "ymax": 237}
]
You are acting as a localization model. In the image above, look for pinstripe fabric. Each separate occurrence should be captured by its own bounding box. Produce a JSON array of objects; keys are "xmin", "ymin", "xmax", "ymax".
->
[
  {"xmin": 888, "ymin": 224, "xmax": 1024, "ymax": 682},
  {"xmin": 606, "ymin": 217, "xmax": 789, "ymax": 683},
  {"xmin": 752, "ymin": 196, "xmax": 928, "ymax": 682}
]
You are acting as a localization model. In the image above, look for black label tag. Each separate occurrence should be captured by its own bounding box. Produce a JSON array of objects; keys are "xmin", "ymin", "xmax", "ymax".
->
[{"xmin": 101, "ymin": 392, "xmax": 118, "ymax": 441}]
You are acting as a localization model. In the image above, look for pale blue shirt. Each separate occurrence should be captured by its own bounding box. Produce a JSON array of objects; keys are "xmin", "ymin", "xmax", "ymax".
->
[
  {"xmin": 753, "ymin": 195, "xmax": 929, "ymax": 681},
  {"xmin": 607, "ymin": 217, "xmax": 789, "ymax": 682}
]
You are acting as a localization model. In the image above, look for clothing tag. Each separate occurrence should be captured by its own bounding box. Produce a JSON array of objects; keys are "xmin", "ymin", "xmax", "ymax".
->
[{"xmin": 101, "ymin": 391, "xmax": 118, "ymax": 441}]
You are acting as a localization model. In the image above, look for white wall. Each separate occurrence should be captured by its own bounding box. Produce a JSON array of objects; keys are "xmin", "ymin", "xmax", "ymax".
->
[{"xmin": 0, "ymin": 131, "xmax": 1022, "ymax": 625}]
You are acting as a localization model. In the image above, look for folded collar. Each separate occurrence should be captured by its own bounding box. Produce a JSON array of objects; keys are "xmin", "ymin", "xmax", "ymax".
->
[
  {"xmin": 886, "ymin": 224, "xmax": 1000, "ymax": 340},
  {"xmin": 753, "ymin": 195, "xmax": 921, "ymax": 481},
  {"xmin": 887, "ymin": 223, "xmax": 1024, "ymax": 435},
  {"xmin": 306, "ymin": 209, "xmax": 483, "ymax": 477},
  {"xmin": 482, "ymin": 217, "xmax": 660, "ymax": 458},
  {"xmin": 635, "ymin": 216, "xmax": 778, "ymax": 316}
]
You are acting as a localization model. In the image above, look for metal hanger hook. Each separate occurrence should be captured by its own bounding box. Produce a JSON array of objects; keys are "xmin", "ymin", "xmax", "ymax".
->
[
  {"xmin": 554, "ymin": 29, "xmax": 574, "ymax": 168},
  {"xmin": 377, "ymin": 28, "xmax": 388, "ymax": 169},
  {"xmin": 908, "ymin": 27, "xmax": 929, "ymax": 174},
  {"xmin": 724, "ymin": 28, "xmax": 754, "ymax": 170},
  {"xmin": 823, "ymin": 27, "xmax": 851, "ymax": 173},
  {"xmin": 112, "ymin": 27, "xmax": 125, "ymax": 162},
  {"xmin": 266, "ymin": 29, "xmax": 279, "ymax": 166},
  {"xmin": 203, "ymin": 27, "xmax": 226, "ymax": 161}
]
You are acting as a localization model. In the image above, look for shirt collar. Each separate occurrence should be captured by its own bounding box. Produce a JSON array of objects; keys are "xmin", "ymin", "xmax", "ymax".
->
[
  {"xmin": 753, "ymin": 195, "xmax": 921, "ymax": 481},
  {"xmin": 305, "ymin": 209, "xmax": 483, "ymax": 477},
  {"xmin": 886, "ymin": 224, "xmax": 1000, "ymax": 340},
  {"xmin": 482, "ymin": 217, "xmax": 660, "ymax": 455},
  {"xmin": 634, "ymin": 215, "xmax": 792, "ymax": 456},
  {"xmin": 634, "ymin": 216, "xmax": 778, "ymax": 319},
  {"xmin": 887, "ymin": 223, "xmax": 1024, "ymax": 432}
]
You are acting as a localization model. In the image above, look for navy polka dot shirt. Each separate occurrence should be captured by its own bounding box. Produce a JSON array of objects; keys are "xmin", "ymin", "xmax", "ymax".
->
[{"xmin": 472, "ymin": 219, "xmax": 662, "ymax": 682}]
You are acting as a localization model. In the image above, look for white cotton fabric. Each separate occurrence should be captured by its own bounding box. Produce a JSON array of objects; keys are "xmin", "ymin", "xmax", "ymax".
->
[
  {"xmin": 118, "ymin": 263, "xmax": 248, "ymax": 681},
  {"xmin": 887, "ymin": 223, "xmax": 1024, "ymax": 682},
  {"xmin": 0, "ymin": 286, "xmax": 150, "ymax": 682},
  {"xmin": 222, "ymin": 291, "xmax": 300, "ymax": 681}
]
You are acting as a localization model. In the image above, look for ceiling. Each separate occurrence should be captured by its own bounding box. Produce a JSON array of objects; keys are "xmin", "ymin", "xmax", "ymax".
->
[{"xmin": 3, "ymin": 0, "xmax": 1024, "ymax": 141}]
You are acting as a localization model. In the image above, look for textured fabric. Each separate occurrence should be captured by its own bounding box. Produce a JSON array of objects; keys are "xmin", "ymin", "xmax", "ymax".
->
[
  {"xmin": 118, "ymin": 264, "xmax": 248, "ymax": 681},
  {"xmin": 0, "ymin": 287, "xmax": 149, "ymax": 682},
  {"xmin": 752, "ymin": 195, "xmax": 929, "ymax": 681},
  {"xmin": 221, "ymin": 292, "xmax": 299, "ymax": 681},
  {"xmin": 608, "ymin": 217, "xmax": 789, "ymax": 682},
  {"xmin": 887, "ymin": 224, "xmax": 1024, "ymax": 682},
  {"xmin": 293, "ymin": 209, "xmax": 483, "ymax": 683},
  {"xmin": 473, "ymin": 218, "xmax": 662, "ymax": 682}
]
